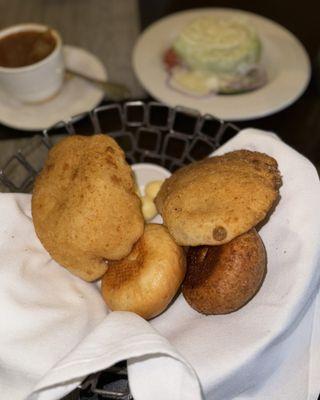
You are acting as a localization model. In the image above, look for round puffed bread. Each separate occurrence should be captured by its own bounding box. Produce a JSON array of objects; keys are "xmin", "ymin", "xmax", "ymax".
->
[
  {"xmin": 32, "ymin": 134, "xmax": 144, "ymax": 282},
  {"xmin": 101, "ymin": 224, "xmax": 186, "ymax": 320},
  {"xmin": 155, "ymin": 150, "xmax": 281, "ymax": 246},
  {"xmin": 182, "ymin": 229, "xmax": 266, "ymax": 315}
]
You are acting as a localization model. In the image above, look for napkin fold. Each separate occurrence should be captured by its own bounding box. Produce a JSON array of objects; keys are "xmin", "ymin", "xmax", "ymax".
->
[{"xmin": 0, "ymin": 129, "xmax": 320, "ymax": 400}]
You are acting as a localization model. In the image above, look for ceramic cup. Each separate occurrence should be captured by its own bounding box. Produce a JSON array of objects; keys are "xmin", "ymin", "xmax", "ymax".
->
[{"xmin": 0, "ymin": 23, "xmax": 65, "ymax": 103}]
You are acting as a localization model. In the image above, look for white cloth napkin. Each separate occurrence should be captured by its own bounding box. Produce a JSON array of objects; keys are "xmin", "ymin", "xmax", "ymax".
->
[{"xmin": 0, "ymin": 128, "xmax": 320, "ymax": 400}]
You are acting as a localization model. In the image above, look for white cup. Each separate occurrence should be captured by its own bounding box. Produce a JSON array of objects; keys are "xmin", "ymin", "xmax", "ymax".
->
[{"xmin": 0, "ymin": 23, "xmax": 65, "ymax": 103}]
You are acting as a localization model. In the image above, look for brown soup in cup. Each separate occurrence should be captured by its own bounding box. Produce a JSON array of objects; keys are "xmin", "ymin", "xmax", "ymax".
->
[{"xmin": 0, "ymin": 29, "xmax": 56, "ymax": 68}]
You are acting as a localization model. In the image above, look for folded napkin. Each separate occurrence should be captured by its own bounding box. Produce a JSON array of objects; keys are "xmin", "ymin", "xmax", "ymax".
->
[{"xmin": 0, "ymin": 129, "xmax": 320, "ymax": 400}]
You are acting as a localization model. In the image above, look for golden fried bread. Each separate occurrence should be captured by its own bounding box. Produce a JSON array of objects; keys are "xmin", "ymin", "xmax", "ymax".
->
[
  {"xmin": 101, "ymin": 224, "xmax": 186, "ymax": 320},
  {"xmin": 155, "ymin": 150, "xmax": 281, "ymax": 246},
  {"xmin": 32, "ymin": 134, "xmax": 144, "ymax": 282},
  {"xmin": 182, "ymin": 229, "xmax": 266, "ymax": 314}
]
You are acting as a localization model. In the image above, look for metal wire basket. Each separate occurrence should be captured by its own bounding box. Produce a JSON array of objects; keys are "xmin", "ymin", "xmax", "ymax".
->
[
  {"xmin": 0, "ymin": 100, "xmax": 239, "ymax": 193},
  {"xmin": 0, "ymin": 100, "xmax": 239, "ymax": 399}
]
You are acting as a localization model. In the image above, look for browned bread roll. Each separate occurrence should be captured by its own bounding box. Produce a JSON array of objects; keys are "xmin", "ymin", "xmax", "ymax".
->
[
  {"xmin": 32, "ymin": 134, "xmax": 144, "ymax": 282},
  {"xmin": 101, "ymin": 224, "xmax": 186, "ymax": 320},
  {"xmin": 155, "ymin": 150, "xmax": 281, "ymax": 246},
  {"xmin": 182, "ymin": 229, "xmax": 266, "ymax": 314}
]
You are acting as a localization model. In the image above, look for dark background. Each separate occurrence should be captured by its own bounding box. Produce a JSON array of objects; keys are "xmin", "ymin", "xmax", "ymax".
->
[{"xmin": 139, "ymin": 0, "xmax": 320, "ymax": 172}]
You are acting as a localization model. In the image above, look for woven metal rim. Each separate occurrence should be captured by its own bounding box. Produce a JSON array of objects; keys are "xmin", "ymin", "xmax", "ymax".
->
[{"xmin": 0, "ymin": 100, "xmax": 239, "ymax": 193}]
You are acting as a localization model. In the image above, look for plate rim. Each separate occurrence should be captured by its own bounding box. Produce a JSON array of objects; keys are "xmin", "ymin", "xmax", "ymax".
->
[{"xmin": 132, "ymin": 7, "xmax": 311, "ymax": 121}]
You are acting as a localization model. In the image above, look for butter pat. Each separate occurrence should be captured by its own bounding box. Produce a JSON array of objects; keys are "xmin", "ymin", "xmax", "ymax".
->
[
  {"xmin": 140, "ymin": 180, "xmax": 164, "ymax": 221},
  {"xmin": 141, "ymin": 195, "xmax": 158, "ymax": 221},
  {"xmin": 145, "ymin": 180, "xmax": 164, "ymax": 200},
  {"xmin": 131, "ymin": 163, "xmax": 170, "ymax": 223}
]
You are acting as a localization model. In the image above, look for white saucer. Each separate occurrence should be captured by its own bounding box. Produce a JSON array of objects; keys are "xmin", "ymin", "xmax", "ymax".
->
[
  {"xmin": 133, "ymin": 8, "xmax": 311, "ymax": 121},
  {"xmin": 0, "ymin": 45, "xmax": 107, "ymax": 131}
]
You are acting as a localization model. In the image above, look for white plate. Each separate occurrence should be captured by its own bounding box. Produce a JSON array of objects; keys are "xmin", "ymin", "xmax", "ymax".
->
[
  {"xmin": 132, "ymin": 163, "xmax": 171, "ymax": 224},
  {"xmin": 0, "ymin": 45, "xmax": 106, "ymax": 131},
  {"xmin": 133, "ymin": 8, "xmax": 311, "ymax": 121}
]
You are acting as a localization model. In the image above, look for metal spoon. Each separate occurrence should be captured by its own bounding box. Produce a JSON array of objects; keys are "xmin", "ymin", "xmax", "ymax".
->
[
  {"xmin": 65, "ymin": 68, "xmax": 131, "ymax": 101},
  {"xmin": 32, "ymin": 30, "xmax": 131, "ymax": 101}
]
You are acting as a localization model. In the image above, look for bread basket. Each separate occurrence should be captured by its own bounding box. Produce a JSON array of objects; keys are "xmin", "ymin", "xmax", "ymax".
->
[{"xmin": 0, "ymin": 100, "xmax": 239, "ymax": 399}]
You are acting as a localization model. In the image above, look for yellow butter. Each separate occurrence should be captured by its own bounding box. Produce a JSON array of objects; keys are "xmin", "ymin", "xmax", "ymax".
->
[
  {"xmin": 145, "ymin": 180, "xmax": 164, "ymax": 200},
  {"xmin": 141, "ymin": 195, "xmax": 158, "ymax": 221}
]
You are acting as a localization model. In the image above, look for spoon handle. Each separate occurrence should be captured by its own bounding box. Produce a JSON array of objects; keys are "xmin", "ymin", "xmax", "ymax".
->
[{"xmin": 66, "ymin": 69, "xmax": 131, "ymax": 101}]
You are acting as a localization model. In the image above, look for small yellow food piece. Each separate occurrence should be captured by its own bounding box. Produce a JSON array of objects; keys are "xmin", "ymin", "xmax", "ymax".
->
[
  {"xmin": 141, "ymin": 195, "xmax": 158, "ymax": 221},
  {"xmin": 145, "ymin": 180, "xmax": 164, "ymax": 200}
]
